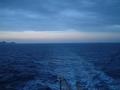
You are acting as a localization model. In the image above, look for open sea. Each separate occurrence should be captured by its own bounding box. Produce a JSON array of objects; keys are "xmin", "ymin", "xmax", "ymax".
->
[{"xmin": 0, "ymin": 43, "xmax": 120, "ymax": 90}]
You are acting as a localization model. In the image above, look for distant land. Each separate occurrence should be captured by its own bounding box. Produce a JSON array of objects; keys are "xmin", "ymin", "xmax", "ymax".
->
[{"xmin": 0, "ymin": 41, "xmax": 16, "ymax": 45}]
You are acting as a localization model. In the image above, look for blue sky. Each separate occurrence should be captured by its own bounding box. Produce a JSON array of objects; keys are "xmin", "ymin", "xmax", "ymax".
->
[{"xmin": 0, "ymin": 0, "xmax": 120, "ymax": 43}]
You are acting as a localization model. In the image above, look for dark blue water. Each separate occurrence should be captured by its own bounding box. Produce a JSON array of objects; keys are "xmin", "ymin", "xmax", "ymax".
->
[{"xmin": 0, "ymin": 43, "xmax": 120, "ymax": 90}]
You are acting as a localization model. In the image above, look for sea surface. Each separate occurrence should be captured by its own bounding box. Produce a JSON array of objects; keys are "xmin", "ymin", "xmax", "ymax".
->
[{"xmin": 0, "ymin": 43, "xmax": 120, "ymax": 90}]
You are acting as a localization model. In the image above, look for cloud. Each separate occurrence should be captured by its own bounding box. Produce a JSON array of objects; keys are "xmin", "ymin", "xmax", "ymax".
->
[
  {"xmin": 0, "ymin": 0, "xmax": 120, "ymax": 35},
  {"xmin": 58, "ymin": 9, "xmax": 98, "ymax": 19},
  {"xmin": 0, "ymin": 8, "xmax": 46, "ymax": 19},
  {"xmin": 110, "ymin": 24, "xmax": 120, "ymax": 29}
]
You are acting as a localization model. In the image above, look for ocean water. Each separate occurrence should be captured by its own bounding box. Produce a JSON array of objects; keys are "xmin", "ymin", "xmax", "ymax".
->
[{"xmin": 0, "ymin": 43, "xmax": 120, "ymax": 90}]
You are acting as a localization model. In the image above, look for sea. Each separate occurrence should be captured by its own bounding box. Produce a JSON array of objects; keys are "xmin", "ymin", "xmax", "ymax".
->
[{"xmin": 0, "ymin": 43, "xmax": 120, "ymax": 90}]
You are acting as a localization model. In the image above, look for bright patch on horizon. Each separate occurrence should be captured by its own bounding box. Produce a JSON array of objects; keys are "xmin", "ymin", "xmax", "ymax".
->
[{"xmin": 0, "ymin": 31, "xmax": 119, "ymax": 43}]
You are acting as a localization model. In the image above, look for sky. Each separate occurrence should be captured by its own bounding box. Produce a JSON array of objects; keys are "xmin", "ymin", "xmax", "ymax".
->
[{"xmin": 0, "ymin": 0, "xmax": 120, "ymax": 43}]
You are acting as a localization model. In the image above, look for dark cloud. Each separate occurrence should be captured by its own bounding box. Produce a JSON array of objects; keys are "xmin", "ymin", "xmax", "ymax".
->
[{"xmin": 0, "ymin": 0, "xmax": 120, "ymax": 32}]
